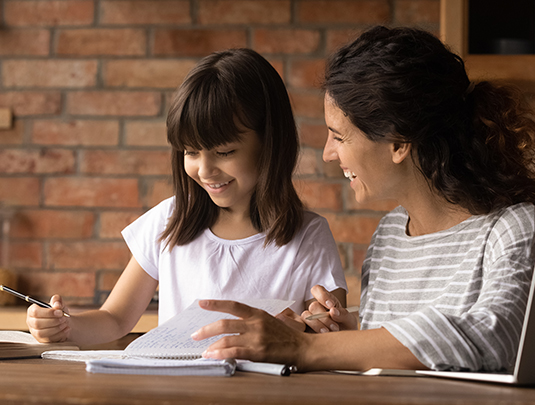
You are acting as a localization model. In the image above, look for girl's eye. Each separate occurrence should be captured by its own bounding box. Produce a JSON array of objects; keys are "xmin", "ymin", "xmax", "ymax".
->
[
  {"xmin": 333, "ymin": 135, "xmax": 344, "ymax": 143},
  {"xmin": 184, "ymin": 150, "xmax": 198, "ymax": 156},
  {"xmin": 217, "ymin": 150, "xmax": 235, "ymax": 157}
]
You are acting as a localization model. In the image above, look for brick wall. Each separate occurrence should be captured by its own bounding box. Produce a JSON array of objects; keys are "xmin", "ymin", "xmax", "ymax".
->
[{"xmin": 0, "ymin": 0, "xmax": 440, "ymax": 307}]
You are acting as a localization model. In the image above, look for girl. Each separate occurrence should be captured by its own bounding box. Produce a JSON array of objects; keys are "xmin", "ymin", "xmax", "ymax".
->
[
  {"xmin": 27, "ymin": 48, "xmax": 347, "ymax": 345},
  {"xmin": 191, "ymin": 26, "xmax": 535, "ymax": 373}
]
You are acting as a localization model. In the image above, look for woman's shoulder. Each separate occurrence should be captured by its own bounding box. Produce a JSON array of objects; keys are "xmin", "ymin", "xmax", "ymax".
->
[{"xmin": 484, "ymin": 202, "xmax": 535, "ymax": 250}]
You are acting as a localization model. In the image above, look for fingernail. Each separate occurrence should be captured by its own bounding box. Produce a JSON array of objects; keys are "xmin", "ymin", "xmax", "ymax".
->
[
  {"xmin": 320, "ymin": 328, "xmax": 329, "ymax": 333},
  {"xmin": 54, "ymin": 310, "xmax": 63, "ymax": 317},
  {"xmin": 329, "ymin": 323, "xmax": 339, "ymax": 332},
  {"xmin": 203, "ymin": 350, "xmax": 214, "ymax": 359},
  {"xmin": 190, "ymin": 331, "xmax": 199, "ymax": 340},
  {"xmin": 326, "ymin": 300, "xmax": 334, "ymax": 309},
  {"xmin": 332, "ymin": 307, "xmax": 340, "ymax": 316}
]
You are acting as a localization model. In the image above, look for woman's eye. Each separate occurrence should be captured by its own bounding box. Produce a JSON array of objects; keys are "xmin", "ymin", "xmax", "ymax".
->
[
  {"xmin": 217, "ymin": 150, "xmax": 235, "ymax": 157},
  {"xmin": 184, "ymin": 150, "xmax": 197, "ymax": 156}
]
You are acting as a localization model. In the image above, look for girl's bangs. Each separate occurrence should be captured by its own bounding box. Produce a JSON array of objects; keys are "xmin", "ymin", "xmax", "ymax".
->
[{"xmin": 170, "ymin": 75, "xmax": 246, "ymax": 151}]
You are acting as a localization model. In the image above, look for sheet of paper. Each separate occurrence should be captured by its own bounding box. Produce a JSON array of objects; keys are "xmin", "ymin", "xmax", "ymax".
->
[{"xmin": 125, "ymin": 298, "xmax": 294, "ymax": 355}]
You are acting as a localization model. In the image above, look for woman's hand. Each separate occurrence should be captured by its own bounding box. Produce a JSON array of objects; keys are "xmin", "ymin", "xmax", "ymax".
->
[
  {"xmin": 302, "ymin": 285, "xmax": 358, "ymax": 333},
  {"xmin": 275, "ymin": 308, "xmax": 307, "ymax": 332},
  {"xmin": 191, "ymin": 300, "xmax": 311, "ymax": 369},
  {"xmin": 26, "ymin": 294, "xmax": 71, "ymax": 343}
]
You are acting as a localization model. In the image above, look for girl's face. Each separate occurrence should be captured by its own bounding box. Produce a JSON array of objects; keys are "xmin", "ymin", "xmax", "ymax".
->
[
  {"xmin": 184, "ymin": 129, "xmax": 262, "ymax": 216},
  {"xmin": 322, "ymin": 94, "xmax": 406, "ymax": 205}
]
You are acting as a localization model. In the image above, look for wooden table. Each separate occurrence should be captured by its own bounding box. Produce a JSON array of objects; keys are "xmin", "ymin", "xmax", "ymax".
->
[{"xmin": 1, "ymin": 359, "xmax": 535, "ymax": 405}]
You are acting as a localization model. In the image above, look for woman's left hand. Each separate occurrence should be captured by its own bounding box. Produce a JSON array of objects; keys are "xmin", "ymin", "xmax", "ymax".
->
[{"xmin": 191, "ymin": 300, "xmax": 310, "ymax": 368}]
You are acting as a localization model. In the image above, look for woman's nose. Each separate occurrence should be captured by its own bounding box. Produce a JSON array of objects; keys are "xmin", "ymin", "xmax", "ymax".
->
[{"xmin": 322, "ymin": 136, "xmax": 338, "ymax": 163}]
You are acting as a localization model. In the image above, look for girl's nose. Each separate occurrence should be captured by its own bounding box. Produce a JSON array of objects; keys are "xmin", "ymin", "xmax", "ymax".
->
[
  {"xmin": 198, "ymin": 156, "xmax": 219, "ymax": 178},
  {"xmin": 322, "ymin": 135, "xmax": 338, "ymax": 163}
]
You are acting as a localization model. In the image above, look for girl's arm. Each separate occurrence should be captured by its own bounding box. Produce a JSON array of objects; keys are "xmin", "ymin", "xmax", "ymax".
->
[
  {"xmin": 27, "ymin": 256, "xmax": 157, "ymax": 346},
  {"xmin": 191, "ymin": 299, "xmax": 425, "ymax": 372}
]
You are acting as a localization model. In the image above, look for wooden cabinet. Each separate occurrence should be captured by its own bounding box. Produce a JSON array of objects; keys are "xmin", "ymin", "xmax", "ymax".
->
[{"xmin": 440, "ymin": 0, "xmax": 535, "ymax": 94}]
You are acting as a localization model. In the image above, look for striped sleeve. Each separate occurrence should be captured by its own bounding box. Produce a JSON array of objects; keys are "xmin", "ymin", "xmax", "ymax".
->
[{"xmin": 380, "ymin": 205, "xmax": 535, "ymax": 371}]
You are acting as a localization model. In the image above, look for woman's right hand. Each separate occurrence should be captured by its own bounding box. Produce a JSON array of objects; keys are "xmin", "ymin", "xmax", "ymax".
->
[
  {"xmin": 26, "ymin": 294, "xmax": 71, "ymax": 343},
  {"xmin": 302, "ymin": 285, "xmax": 358, "ymax": 332}
]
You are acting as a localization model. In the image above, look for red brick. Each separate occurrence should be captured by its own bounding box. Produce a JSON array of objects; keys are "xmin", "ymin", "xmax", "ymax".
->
[
  {"xmin": 144, "ymin": 179, "xmax": 173, "ymax": 208},
  {"xmin": 80, "ymin": 150, "xmax": 171, "ymax": 175},
  {"xmin": 154, "ymin": 29, "xmax": 247, "ymax": 56},
  {"xmin": 395, "ymin": 0, "xmax": 440, "ymax": 25},
  {"xmin": 99, "ymin": 271, "xmax": 122, "ymax": 291},
  {"xmin": 0, "ymin": 29, "xmax": 50, "ymax": 56},
  {"xmin": 0, "ymin": 149, "xmax": 75, "ymax": 174},
  {"xmin": 6, "ymin": 242, "xmax": 43, "ymax": 269},
  {"xmin": 198, "ymin": 0, "xmax": 291, "ymax": 24},
  {"xmin": 0, "ymin": 177, "xmax": 41, "ymax": 206},
  {"xmin": 5, "ymin": 0, "xmax": 94, "ymax": 26},
  {"xmin": 0, "ymin": 120, "xmax": 25, "ymax": 145},
  {"xmin": 48, "ymin": 241, "xmax": 130, "ymax": 270},
  {"xmin": 125, "ymin": 121, "xmax": 168, "ymax": 147},
  {"xmin": 101, "ymin": 0, "xmax": 190, "ymax": 24},
  {"xmin": 298, "ymin": 122, "xmax": 327, "ymax": 149},
  {"xmin": 104, "ymin": 60, "xmax": 197, "ymax": 89},
  {"xmin": 100, "ymin": 210, "xmax": 143, "ymax": 239},
  {"xmin": 295, "ymin": 179, "xmax": 343, "ymax": 211},
  {"xmin": 19, "ymin": 272, "xmax": 96, "ymax": 301},
  {"xmin": 289, "ymin": 90, "xmax": 324, "ymax": 119},
  {"xmin": 11, "ymin": 209, "xmax": 95, "ymax": 239},
  {"xmin": 353, "ymin": 245, "xmax": 368, "ymax": 272},
  {"xmin": 323, "ymin": 212, "xmax": 382, "ymax": 244},
  {"xmin": 44, "ymin": 178, "xmax": 141, "ymax": 208},
  {"xmin": 298, "ymin": 0, "xmax": 391, "ymax": 24},
  {"xmin": 289, "ymin": 59, "xmax": 325, "ymax": 89},
  {"xmin": 57, "ymin": 29, "xmax": 146, "ymax": 56},
  {"xmin": 67, "ymin": 91, "xmax": 161, "ymax": 116},
  {"xmin": 3, "ymin": 60, "xmax": 98, "ymax": 88},
  {"xmin": 294, "ymin": 148, "xmax": 319, "ymax": 176},
  {"xmin": 0, "ymin": 92, "xmax": 61, "ymax": 116},
  {"xmin": 345, "ymin": 273, "xmax": 361, "ymax": 307},
  {"xmin": 326, "ymin": 29, "xmax": 363, "ymax": 53},
  {"xmin": 32, "ymin": 120, "xmax": 120, "ymax": 146},
  {"xmin": 254, "ymin": 29, "xmax": 320, "ymax": 54}
]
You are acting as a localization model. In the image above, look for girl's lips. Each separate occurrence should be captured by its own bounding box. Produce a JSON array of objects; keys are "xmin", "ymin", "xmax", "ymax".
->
[{"xmin": 204, "ymin": 179, "xmax": 233, "ymax": 192}]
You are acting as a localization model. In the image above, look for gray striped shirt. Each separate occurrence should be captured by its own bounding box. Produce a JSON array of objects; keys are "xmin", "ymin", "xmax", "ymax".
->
[{"xmin": 360, "ymin": 203, "xmax": 535, "ymax": 371}]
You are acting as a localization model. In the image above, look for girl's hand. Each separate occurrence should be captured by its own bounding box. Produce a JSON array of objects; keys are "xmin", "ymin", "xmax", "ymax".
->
[
  {"xmin": 191, "ymin": 300, "xmax": 311, "ymax": 369},
  {"xmin": 302, "ymin": 285, "xmax": 358, "ymax": 333},
  {"xmin": 26, "ymin": 294, "xmax": 71, "ymax": 343}
]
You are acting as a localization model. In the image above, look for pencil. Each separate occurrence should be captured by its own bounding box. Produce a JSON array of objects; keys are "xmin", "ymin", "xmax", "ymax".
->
[
  {"xmin": 305, "ymin": 305, "xmax": 359, "ymax": 321},
  {"xmin": 0, "ymin": 285, "xmax": 70, "ymax": 317}
]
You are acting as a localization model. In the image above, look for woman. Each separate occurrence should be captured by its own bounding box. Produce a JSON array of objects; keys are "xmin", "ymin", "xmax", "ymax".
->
[{"xmin": 191, "ymin": 26, "xmax": 535, "ymax": 372}]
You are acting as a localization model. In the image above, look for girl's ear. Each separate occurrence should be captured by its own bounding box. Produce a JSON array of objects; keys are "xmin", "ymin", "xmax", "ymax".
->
[{"xmin": 391, "ymin": 142, "xmax": 411, "ymax": 164}]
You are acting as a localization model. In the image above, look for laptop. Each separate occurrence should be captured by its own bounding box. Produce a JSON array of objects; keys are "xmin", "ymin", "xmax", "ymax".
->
[{"xmin": 345, "ymin": 274, "xmax": 535, "ymax": 385}]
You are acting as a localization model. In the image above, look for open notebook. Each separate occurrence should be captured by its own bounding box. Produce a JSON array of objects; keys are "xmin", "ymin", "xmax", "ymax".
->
[{"xmin": 359, "ymin": 274, "xmax": 535, "ymax": 385}]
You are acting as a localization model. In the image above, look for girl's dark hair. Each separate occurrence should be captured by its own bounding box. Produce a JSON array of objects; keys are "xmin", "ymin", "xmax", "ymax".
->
[
  {"xmin": 162, "ymin": 48, "xmax": 303, "ymax": 247},
  {"xmin": 324, "ymin": 25, "xmax": 535, "ymax": 214}
]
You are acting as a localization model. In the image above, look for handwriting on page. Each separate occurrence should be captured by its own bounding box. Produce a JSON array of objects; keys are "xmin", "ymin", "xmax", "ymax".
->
[{"xmin": 125, "ymin": 298, "xmax": 294, "ymax": 354}]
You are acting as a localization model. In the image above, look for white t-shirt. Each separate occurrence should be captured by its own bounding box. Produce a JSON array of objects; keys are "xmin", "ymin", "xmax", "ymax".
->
[{"xmin": 122, "ymin": 197, "xmax": 347, "ymax": 324}]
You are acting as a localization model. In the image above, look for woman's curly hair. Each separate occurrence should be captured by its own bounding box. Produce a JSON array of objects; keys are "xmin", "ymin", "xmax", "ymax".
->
[{"xmin": 324, "ymin": 26, "xmax": 535, "ymax": 214}]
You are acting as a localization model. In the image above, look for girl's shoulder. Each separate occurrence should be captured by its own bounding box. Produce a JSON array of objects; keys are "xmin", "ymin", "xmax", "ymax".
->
[{"xmin": 487, "ymin": 202, "xmax": 535, "ymax": 239}]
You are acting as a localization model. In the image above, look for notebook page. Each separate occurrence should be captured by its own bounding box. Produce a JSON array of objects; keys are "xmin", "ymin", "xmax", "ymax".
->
[{"xmin": 124, "ymin": 298, "xmax": 293, "ymax": 357}]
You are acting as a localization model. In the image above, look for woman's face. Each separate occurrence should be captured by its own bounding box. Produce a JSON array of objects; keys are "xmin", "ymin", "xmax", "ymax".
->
[{"xmin": 322, "ymin": 94, "xmax": 406, "ymax": 205}]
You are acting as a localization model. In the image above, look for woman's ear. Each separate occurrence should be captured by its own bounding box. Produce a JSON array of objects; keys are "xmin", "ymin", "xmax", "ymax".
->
[{"xmin": 391, "ymin": 142, "xmax": 411, "ymax": 164}]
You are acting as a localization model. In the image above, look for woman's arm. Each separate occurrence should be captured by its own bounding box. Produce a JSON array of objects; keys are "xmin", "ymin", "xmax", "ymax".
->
[
  {"xmin": 191, "ymin": 299, "xmax": 425, "ymax": 372},
  {"xmin": 27, "ymin": 256, "xmax": 157, "ymax": 346}
]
